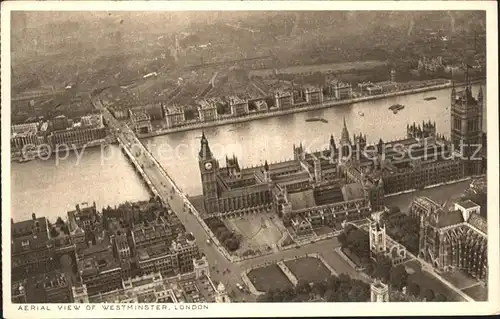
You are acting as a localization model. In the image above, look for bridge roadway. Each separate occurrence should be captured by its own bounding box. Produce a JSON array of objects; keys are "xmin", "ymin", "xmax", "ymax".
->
[{"xmin": 92, "ymin": 97, "xmax": 365, "ymax": 301}]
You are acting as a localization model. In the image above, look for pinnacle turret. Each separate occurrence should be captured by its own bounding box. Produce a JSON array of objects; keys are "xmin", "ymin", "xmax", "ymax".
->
[
  {"xmin": 199, "ymin": 131, "xmax": 213, "ymax": 160},
  {"xmin": 340, "ymin": 117, "xmax": 351, "ymax": 145}
]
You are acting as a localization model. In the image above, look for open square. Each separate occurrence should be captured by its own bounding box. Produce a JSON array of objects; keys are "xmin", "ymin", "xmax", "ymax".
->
[
  {"xmin": 285, "ymin": 257, "xmax": 332, "ymax": 283},
  {"xmin": 224, "ymin": 213, "xmax": 283, "ymax": 252},
  {"xmin": 247, "ymin": 264, "xmax": 294, "ymax": 292}
]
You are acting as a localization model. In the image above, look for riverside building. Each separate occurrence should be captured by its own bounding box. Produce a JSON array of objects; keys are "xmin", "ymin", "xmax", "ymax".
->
[{"xmin": 198, "ymin": 78, "xmax": 485, "ymax": 239}]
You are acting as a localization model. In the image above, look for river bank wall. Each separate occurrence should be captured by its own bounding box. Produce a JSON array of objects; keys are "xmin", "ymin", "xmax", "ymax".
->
[{"xmin": 137, "ymin": 79, "xmax": 484, "ymax": 138}]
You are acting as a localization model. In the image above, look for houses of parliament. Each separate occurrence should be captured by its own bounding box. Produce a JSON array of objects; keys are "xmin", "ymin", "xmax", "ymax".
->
[{"xmin": 197, "ymin": 78, "xmax": 485, "ymax": 238}]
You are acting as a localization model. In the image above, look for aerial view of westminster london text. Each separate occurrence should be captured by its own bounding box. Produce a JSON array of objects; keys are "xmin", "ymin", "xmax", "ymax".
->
[{"xmin": 2, "ymin": 3, "xmax": 499, "ymax": 318}]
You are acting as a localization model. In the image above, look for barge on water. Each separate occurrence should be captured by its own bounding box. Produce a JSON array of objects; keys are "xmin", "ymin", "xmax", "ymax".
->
[
  {"xmin": 305, "ymin": 117, "xmax": 328, "ymax": 123},
  {"xmin": 424, "ymin": 96, "xmax": 437, "ymax": 101},
  {"xmin": 389, "ymin": 104, "xmax": 405, "ymax": 114}
]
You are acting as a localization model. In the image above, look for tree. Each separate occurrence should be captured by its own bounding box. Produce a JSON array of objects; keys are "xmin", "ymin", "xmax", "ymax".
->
[
  {"xmin": 219, "ymin": 231, "xmax": 231, "ymax": 243},
  {"xmin": 423, "ymin": 288, "xmax": 435, "ymax": 301},
  {"xmin": 390, "ymin": 264, "xmax": 409, "ymax": 291},
  {"xmin": 296, "ymin": 280, "xmax": 311, "ymax": 294},
  {"xmin": 435, "ymin": 293, "xmax": 448, "ymax": 301},
  {"xmin": 408, "ymin": 282, "xmax": 421, "ymax": 297},
  {"xmin": 372, "ymin": 255, "xmax": 393, "ymax": 283}
]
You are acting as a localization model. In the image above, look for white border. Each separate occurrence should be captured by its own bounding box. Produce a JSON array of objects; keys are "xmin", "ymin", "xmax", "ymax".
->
[{"xmin": 1, "ymin": 1, "xmax": 499, "ymax": 318}]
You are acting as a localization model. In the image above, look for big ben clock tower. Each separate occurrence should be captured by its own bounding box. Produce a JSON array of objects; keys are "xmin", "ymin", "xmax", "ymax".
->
[
  {"xmin": 198, "ymin": 132, "xmax": 220, "ymax": 214},
  {"xmin": 450, "ymin": 71, "xmax": 484, "ymax": 176}
]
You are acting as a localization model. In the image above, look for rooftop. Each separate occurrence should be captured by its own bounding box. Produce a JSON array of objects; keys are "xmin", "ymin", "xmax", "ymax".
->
[
  {"xmin": 78, "ymin": 239, "xmax": 120, "ymax": 275},
  {"xmin": 164, "ymin": 104, "xmax": 184, "ymax": 114},
  {"xmin": 303, "ymin": 85, "xmax": 321, "ymax": 92},
  {"xmin": 80, "ymin": 114, "xmax": 104, "ymax": 128},
  {"xmin": 196, "ymin": 99, "xmax": 217, "ymax": 110},
  {"xmin": 132, "ymin": 223, "xmax": 172, "ymax": 245},
  {"xmin": 274, "ymin": 89, "xmax": 292, "ymax": 97},
  {"xmin": 12, "ymin": 216, "xmax": 49, "ymax": 238},
  {"xmin": 289, "ymin": 189, "xmax": 316, "ymax": 210},
  {"xmin": 457, "ymin": 200, "xmax": 480, "ymax": 210},
  {"xmin": 129, "ymin": 109, "xmax": 150, "ymax": 122},
  {"xmin": 137, "ymin": 243, "xmax": 173, "ymax": 261},
  {"xmin": 43, "ymin": 272, "xmax": 68, "ymax": 290},
  {"xmin": 273, "ymin": 171, "xmax": 310, "ymax": 185},
  {"xmin": 341, "ymin": 183, "xmax": 365, "ymax": 201},
  {"xmin": 437, "ymin": 210, "xmax": 464, "ymax": 228},
  {"xmin": 467, "ymin": 213, "xmax": 487, "ymax": 234},
  {"xmin": 226, "ymin": 95, "xmax": 246, "ymax": 105},
  {"xmin": 220, "ymin": 183, "xmax": 270, "ymax": 199}
]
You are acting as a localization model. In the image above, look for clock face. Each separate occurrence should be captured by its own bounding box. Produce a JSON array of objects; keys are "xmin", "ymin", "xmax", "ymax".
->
[{"xmin": 205, "ymin": 162, "xmax": 213, "ymax": 170}]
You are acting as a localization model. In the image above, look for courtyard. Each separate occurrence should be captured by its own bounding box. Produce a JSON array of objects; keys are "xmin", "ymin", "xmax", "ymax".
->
[
  {"xmin": 247, "ymin": 264, "xmax": 294, "ymax": 293},
  {"xmin": 285, "ymin": 256, "xmax": 332, "ymax": 283},
  {"xmin": 224, "ymin": 212, "xmax": 283, "ymax": 254}
]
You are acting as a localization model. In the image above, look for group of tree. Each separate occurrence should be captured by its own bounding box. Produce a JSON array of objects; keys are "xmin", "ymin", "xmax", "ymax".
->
[
  {"xmin": 370, "ymin": 258, "xmax": 449, "ymax": 302},
  {"xmin": 338, "ymin": 221, "xmax": 450, "ymax": 302},
  {"xmin": 205, "ymin": 217, "xmax": 241, "ymax": 252},
  {"xmin": 338, "ymin": 224, "xmax": 371, "ymax": 265},
  {"xmin": 381, "ymin": 207, "xmax": 420, "ymax": 255},
  {"xmin": 258, "ymin": 274, "xmax": 370, "ymax": 302}
]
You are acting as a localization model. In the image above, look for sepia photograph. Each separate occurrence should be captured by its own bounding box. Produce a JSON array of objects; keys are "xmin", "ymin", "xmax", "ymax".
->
[{"xmin": 1, "ymin": 1, "xmax": 499, "ymax": 318}]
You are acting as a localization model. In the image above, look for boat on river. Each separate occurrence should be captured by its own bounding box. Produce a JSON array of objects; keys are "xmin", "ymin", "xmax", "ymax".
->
[
  {"xmin": 424, "ymin": 96, "xmax": 437, "ymax": 101},
  {"xmin": 389, "ymin": 104, "xmax": 405, "ymax": 111},
  {"xmin": 306, "ymin": 117, "xmax": 328, "ymax": 123}
]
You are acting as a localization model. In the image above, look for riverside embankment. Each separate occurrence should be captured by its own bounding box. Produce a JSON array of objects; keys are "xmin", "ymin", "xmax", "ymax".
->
[{"xmin": 137, "ymin": 81, "xmax": 461, "ymax": 138}]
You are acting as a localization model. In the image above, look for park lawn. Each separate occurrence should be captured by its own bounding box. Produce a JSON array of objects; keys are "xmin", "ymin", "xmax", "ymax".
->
[
  {"xmin": 285, "ymin": 257, "xmax": 332, "ymax": 283},
  {"xmin": 247, "ymin": 264, "xmax": 294, "ymax": 293}
]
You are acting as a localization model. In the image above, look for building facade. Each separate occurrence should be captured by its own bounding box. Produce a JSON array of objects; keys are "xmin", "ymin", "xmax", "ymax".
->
[
  {"xmin": 410, "ymin": 197, "xmax": 487, "ymax": 282},
  {"xmin": 164, "ymin": 105, "xmax": 186, "ymax": 128},
  {"xmin": 129, "ymin": 108, "xmax": 153, "ymax": 134},
  {"xmin": 326, "ymin": 80, "xmax": 353, "ymax": 100},
  {"xmin": 197, "ymin": 78, "xmax": 485, "ymax": 238},
  {"xmin": 227, "ymin": 96, "xmax": 249, "ymax": 117},
  {"xmin": 274, "ymin": 90, "xmax": 293, "ymax": 109},
  {"xmin": 197, "ymin": 99, "xmax": 219, "ymax": 122}
]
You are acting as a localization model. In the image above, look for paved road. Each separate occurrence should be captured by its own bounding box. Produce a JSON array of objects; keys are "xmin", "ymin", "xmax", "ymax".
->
[{"xmin": 93, "ymin": 97, "xmax": 364, "ymax": 301}]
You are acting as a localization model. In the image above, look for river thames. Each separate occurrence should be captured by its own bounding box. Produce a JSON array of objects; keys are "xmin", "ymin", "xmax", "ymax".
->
[{"xmin": 11, "ymin": 84, "xmax": 485, "ymax": 221}]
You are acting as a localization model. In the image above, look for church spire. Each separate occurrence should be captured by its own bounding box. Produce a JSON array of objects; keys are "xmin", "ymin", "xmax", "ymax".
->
[
  {"xmin": 199, "ymin": 131, "xmax": 213, "ymax": 160},
  {"xmin": 264, "ymin": 160, "xmax": 269, "ymax": 172},
  {"xmin": 340, "ymin": 117, "xmax": 351, "ymax": 145}
]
